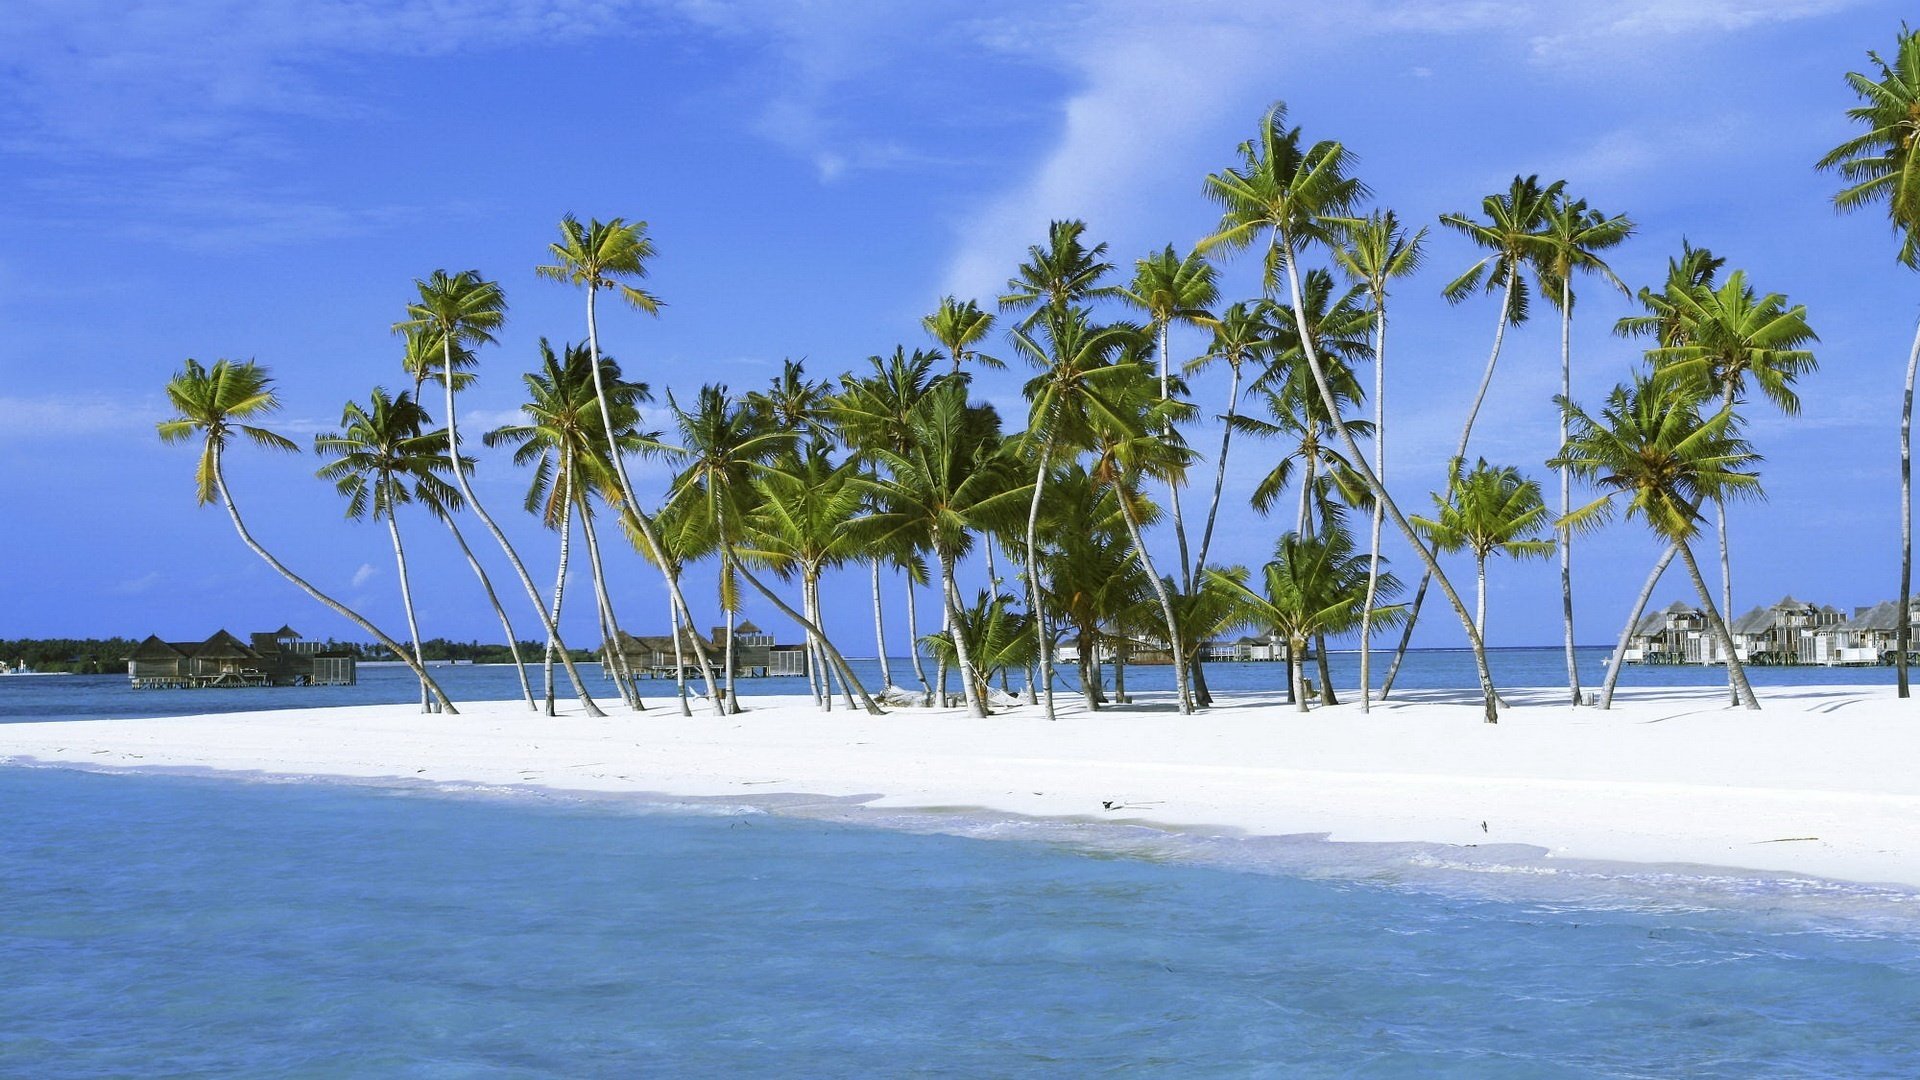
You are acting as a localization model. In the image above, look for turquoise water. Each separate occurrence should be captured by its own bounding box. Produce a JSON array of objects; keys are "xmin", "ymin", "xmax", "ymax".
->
[
  {"xmin": 5, "ymin": 766, "xmax": 1919, "ymax": 1076},
  {"xmin": 1, "ymin": 646, "xmax": 1898, "ymax": 723}
]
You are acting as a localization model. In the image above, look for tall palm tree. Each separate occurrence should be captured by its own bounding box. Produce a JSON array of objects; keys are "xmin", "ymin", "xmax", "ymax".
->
[
  {"xmin": 1184, "ymin": 301, "xmax": 1271, "ymax": 582},
  {"xmin": 313, "ymin": 387, "xmax": 461, "ymax": 712},
  {"xmin": 393, "ymin": 271, "xmax": 605, "ymax": 717},
  {"xmin": 1554, "ymin": 371, "xmax": 1763, "ymax": 709},
  {"xmin": 861, "ymin": 381, "xmax": 1027, "ymax": 718},
  {"xmin": 536, "ymin": 215, "xmax": 726, "ymax": 708},
  {"xmin": 1010, "ymin": 309, "xmax": 1149, "ymax": 720},
  {"xmin": 1121, "ymin": 245, "xmax": 1219, "ymax": 588},
  {"xmin": 741, "ymin": 448, "xmax": 868, "ymax": 711},
  {"xmin": 1535, "ymin": 194, "xmax": 1634, "ymax": 705},
  {"xmin": 1198, "ymin": 100, "xmax": 1501, "ymax": 722},
  {"xmin": 1209, "ymin": 524, "xmax": 1401, "ymax": 712},
  {"xmin": 1818, "ymin": 25, "xmax": 1920, "ymax": 697},
  {"xmin": 1646, "ymin": 270, "xmax": 1818, "ymax": 701},
  {"xmin": 1035, "ymin": 466, "xmax": 1150, "ymax": 709},
  {"xmin": 1331, "ymin": 209, "xmax": 1426, "ymax": 710},
  {"xmin": 1412, "ymin": 460, "xmax": 1555, "ymax": 643},
  {"xmin": 999, "ymin": 219, "xmax": 1120, "ymax": 328},
  {"xmin": 1380, "ymin": 175, "xmax": 1563, "ymax": 699},
  {"xmin": 923, "ymin": 297, "xmax": 1002, "ymax": 378},
  {"xmin": 158, "ymin": 359, "xmax": 456, "ymax": 711}
]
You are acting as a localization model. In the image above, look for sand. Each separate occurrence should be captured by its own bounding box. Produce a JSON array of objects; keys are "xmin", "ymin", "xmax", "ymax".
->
[{"xmin": 4, "ymin": 683, "xmax": 1918, "ymax": 888}]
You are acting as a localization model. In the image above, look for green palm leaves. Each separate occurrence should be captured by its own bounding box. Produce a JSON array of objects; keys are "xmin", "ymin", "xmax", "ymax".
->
[
  {"xmin": 999, "ymin": 219, "xmax": 1119, "ymax": 327},
  {"xmin": 537, "ymin": 214, "xmax": 663, "ymax": 313},
  {"xmin": 159, "ymin": 358, "xmax": 300, "ymax": 506},
  {"xmin": 1819, "ymin": 25, "xmax": 1920, "ymax": 265},
  {"xmin": 1644, "ymin": 271, "xmax": 1818, "ymax": 414},
  {"xmin": 1414, "ymin": 461, "xmax": 1554, "ymax": 635},
  {"xmin": 1440, "ymin": 175, "xmax": 1563, "ymax": 323},
  {"xmin": 315, "ymin": 388, "xmax": 457, "ymax": 523},
  {"xmin": 923, "ymin": 297, "xmax": 1001, "ymax": 376}
]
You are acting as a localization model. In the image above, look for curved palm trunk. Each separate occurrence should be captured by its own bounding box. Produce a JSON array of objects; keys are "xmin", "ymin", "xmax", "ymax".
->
[
  {"xmin": 579, "ymin": 500, "xmax": 644, "ymax": 711},
  {"xmin": 383, "ymin": 512, "xmax": 432, "ymax": 712},
  {"xmin": 211, "ymin": 448, "xmax": 455, "ymax": 712},
  {"xmin": 804, "ymin": 574, "xmax": 831, "ymax": 712},
  {"xmin": 731, "ymin": 547, "xmax": 883, "ymax": 715},
  {"xmin": 1115, "ymin": 486, "xmax": 1190, "ymax": 714},
  {"xmin": 544, "ymin": 475, "xmax": 574, "ymax": 717},
  {"xmin": 441, "ymin": 514, "xmax": 535, "ymax": 709},
  {"xmin": 1383, "ymin": 273, "xmax": 1517, "ymax": 699},
  {"xmin": 1715, "ymin": 382, "xmax": 1739, "ymax": 706},
  {"xmin": 1899, "ymin": 318, "xmax": 1920, "ymax": 697},
  {"xmin": 437, "ymin": 341, "xmax": 602, "ymax": 717},
  {"xmin": 1024, "ymin": 442, "xmax": 1058, "ymax": 721},
  {"xmin": 1193, "ymin": 361, "xmax": 1243, "ymax": 580},
  {"xmin": 1360, "ymin": 301, "xmax": 1386, "ymax": 712},
  {"xmin": 1601, "ymin": 544, "xmax": 1679, "ymax": 710},
  {"xmin": 870, "ymin": 557, "xmax": 893, "ymax": 687},
  {"xmin": 669, "ymin": 602, "xmax": 691, "ymax": 715},
  {"xmin": 904, "ymin": 574, "xmax": 931, "ymax": 699},
  {"xmin": 583, "ymin": 285, "xmax": 723, "ymax": 714},
  {"xmin": 1278, "ymin": 239, "xmax": 1499, "ymax": 722},
  {"xmin": 1677, "ymin": 540, "xmax": 1760, "ymax": 709},
  {"xmin": 1159, "ymin": 320, "xmax": 1194, "ymax": 592},
  {"xmin": 1558, "ymin": 280, "xmax": 1581, "ymax": 706},
  {"xmin": 935, "ymin": 547, "xmax": 987, "ymax": 717}
]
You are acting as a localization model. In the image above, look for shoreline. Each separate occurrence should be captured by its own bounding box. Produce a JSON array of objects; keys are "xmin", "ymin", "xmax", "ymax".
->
[{"xmin": 4, "ymin": 685, "xmax": 1919, "ymax": 892}]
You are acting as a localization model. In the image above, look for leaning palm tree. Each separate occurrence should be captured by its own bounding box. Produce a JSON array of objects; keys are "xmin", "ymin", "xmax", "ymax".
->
[
  {"xmin": 393, "ymin": 271, "xmax": 605, "ymax": 716},
  {"xmin": 1646, "ymin": 270, "xmax": 1818, "ymax": 702},
  {"xmin": 1331, "ymin": 209, "xmax": 1426, "ymax": 710},
  {"xmin": 923, "ymin": 297, "xmax": 1002, "ymax": 379},
  {"xmin": 1184, "ymin": 300, "xmax": 1271, "ymax": 582},
  {"xmin": 1379, "ymin": 174, "xmax": 1563, "ymax": 699},
  {"xmin": 313, "ymin": 387, "xmax": 461, "ymax": 712},
  {"xmin": 1197, "ymin": 100, "xmax": 1500, "ymax": 721},
  {"xmin": 537, "ymin": 215, "xmax": 725, "ymax": 708},
  {"xmin": 1553, "ymin": 370, "xmax": 1763, "ymax": 709},
  {"xmin": 158, "ymin": 359, "xmax": 456, "ymax": 712},
  {"xmin": 1121, "ymin": 245, "xmax": 1219, "ymax": 588},
  {"xmin": 1412, "ymin": 460, "xmax": 1556, "ymax": 645},
  {"xmin": 999, "ymin": 219, "xmax": 1120, "ymax": 329},
  {"xmin": 1010, "ymin": 308, "xmax": 1149, "ymax": 720},
  {"xmin": 1534, "ymin": 194, "xmax": 1634, "ymax": 705},
  {"xmin": 1818, "ymin": 25, "xmax": 1920, "ymax": 697}
]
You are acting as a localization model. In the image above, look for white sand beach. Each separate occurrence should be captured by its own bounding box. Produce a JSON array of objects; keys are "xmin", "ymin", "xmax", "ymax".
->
[{"xmin": 5, "ymin": 684, "xmax": 1919, "ymax": 888}]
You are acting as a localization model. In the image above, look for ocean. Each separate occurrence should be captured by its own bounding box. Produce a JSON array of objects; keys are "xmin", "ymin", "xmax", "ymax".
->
[{"xmin": 5, "ymin": 650, "xmax": 1920, "ymax": 1074}]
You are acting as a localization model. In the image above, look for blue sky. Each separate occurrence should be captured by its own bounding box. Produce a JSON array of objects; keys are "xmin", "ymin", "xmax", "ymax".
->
[{"xmin": 2, "ymin": 0, "xmax": 1914, "ymax": 656}]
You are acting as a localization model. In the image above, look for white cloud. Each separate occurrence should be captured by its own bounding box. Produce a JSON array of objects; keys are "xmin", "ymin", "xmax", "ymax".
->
[
  {"xmin": 351, "ymin": 563, "xmax": 378, "ymax": 587},
  {"xmin": 0, "ymin": 395, "xmax": 157, "ymax": 439}
]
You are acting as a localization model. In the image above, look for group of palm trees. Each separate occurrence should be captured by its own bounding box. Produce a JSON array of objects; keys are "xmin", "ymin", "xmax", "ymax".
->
[{"xmin": 160, "ymin": 27, "xmax": 1920, "ymax": 723}]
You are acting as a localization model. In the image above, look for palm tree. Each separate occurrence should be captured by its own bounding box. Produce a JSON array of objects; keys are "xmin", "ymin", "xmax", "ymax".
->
[
  {"xmin": 536, "ymin": 215, "xmax": 726, "ymax": 708},
  {"xmin": 999, "ymin": 219, "xmax": 1120, "ymax": 328},
  {"xmin": 1010, "ymin": 309, "xmax": 1149, "ymax": 720},
  {"xmin": 1645, "ymin": 270, "xmax": 1818, "ymax": 702},
  {"xmin": 861, "ymin": 381, "xmax": 1027, "ymax": 718},
  {"xmin": 158, "ymin": 359, "xmax": 456, "ymax": 711},
  {"xmin": 1198, "ymin": 100, "xmax": 1501, "ymax": 722},
  {"xmin": 1184, "ymin": 301, "xmax": 1271, "ymax": 582},
  {"xmin": 741, "ymin": 448, "xmax": 868, "ymax": 711},
  {"xmin": 1036, "ymin": 466, "xmax": 1150, "ymax": 709},
  {"xmin": 1121, "ymin": 245, "xmax": 1219, "ymax": 588},
  {"xmin": 1553, "ymin": 370, "xmax": 1763, "ymax": 709},
  {"xmin": 313, "ymin": 387, "xmax": 461, "ymax": 712},
  {"xmin": 923, "ymin": 297, "xmax": 1002, "ymax": 378},
  {"xmin": 1412, "ymin": 460, "xmax": 1555, "ymax": 645},
  {"xmin": 393, "ymin": 271, "xmax": 605, "ymax": 716},
  {"xmin": 1209, "ymin": 524, "xmax": 1401, "ymax": 712},
  {"xmin": 1535, "ymin": 195, "xmax": 1634, "ymax": 705},
  {"xmin": 1331, "ymin": 209, "xmax": 1426, "ymax": 710},
  {"xmin": 1818, "ymin": 25, "xmax": 1920, "ymax": 696},
  {"xmin": 921, "ymin": 590, "xmax": 1039, "ymax": 708}
]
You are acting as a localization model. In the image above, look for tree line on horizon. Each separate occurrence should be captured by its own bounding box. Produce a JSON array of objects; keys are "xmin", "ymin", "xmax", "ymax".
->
[{"xmin": 157, "ymin": 28, "xmax": 1920, "ymax": 723}]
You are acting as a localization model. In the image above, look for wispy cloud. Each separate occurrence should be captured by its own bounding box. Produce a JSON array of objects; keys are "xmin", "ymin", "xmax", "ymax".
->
[
  {"xmin": 351, "ymin": 563, "xmax": 378, "ymax": 588},
  {"xmin": 0, "ymin": 395, "xmax": 159, "ymax": 440}
]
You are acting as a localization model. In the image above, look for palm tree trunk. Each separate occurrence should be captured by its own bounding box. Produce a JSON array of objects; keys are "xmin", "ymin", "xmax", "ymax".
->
[
  {"xmin": 1476, "ymin": 555, "xmax": 1488, "ymax": 639},
  {"xmin": 1291, "ymin": 634, "xmax": 1308, "ymax": 713},
  {"xmin": 1383, "ymin": 273, "xmax": 1517, "ymax": 700},
  {"xmin": 1558, "ymin": 282, "xmax": 1581, "ymax": 706},
  {"xmin": 1601, "ymin": 543, "xmax": 1678, "ymax": 710},
  {"xmin": 805, "ymin": 575, "xmax": 832, "ymax": 712},
  {"xmin": 935, "ymin": 547, "xmax": 988, "ymax": 717},
  {"xmin": 1114, "ymin": 639, "xmax": 1128, "ymax": 703},
  {"xmin": 1192, "ymin": 360, "xmax": 1243, "ymax": 580},
  {"xmin": 669, "ymin": 602, "xmax": 691, "ymax": 715},
  {"xmin": 1278, "ymin": 238, "xmax": 1499, "ymax": 722},
  {"xmin": 440, "ymin": 513, "xmax": 535, "ymax": 709},
  {"xmin": 904, "ymin": 571, "xmax": 931, "ymax": 700},
  {"xmin": 1899, "ymin": 317, "xmax": 1920, "ymax": 697},
  {"xmin": 1716, "ymin": 381, "xmax": 1739, "ymax": 705},
  {"xmin": 731, "ymin": 548, "xmax": 884, "ymax": 715},
  {"xmin": 211, "ymin": 447, "xmax": 455, "ymax": 712},
  {"xmin": 724, "ymin": 603, "xmax": 739, "ymax": 714},
  {"xmin": 870, "ymin": 557, "xmax": 893, "ymax": 687},
  {"xmin": 544, "ymin": 475, "xmax": 573, "ymax": 718},
  {"xmin": 583, "ymin": 284, "xmax": 722, "ymax": 713},
  {"xmin": 1024, "ymin": 441, "xmax": 1058, "ymax": 721},
  {"xmin": 1159, "ymin": 320, "xmax": 1194, "ymax": 592},
  {"xmin": 1361, "ymin": 301, "xmax": 1386, "ymax": 712},
  {"xmin": 383, "ymin": 512, "xmax": 432, "ymax": 712},
  {"xmin": 1313, "ymin": 634, "xmax": 1336, "ymax": 706},
  {"xmin": 579, "ymin": 499, "xmax": 643, "ymax": 711},
  {"xmin": 1116, "ymin": 487, "xmax": 1190, "ymax": 714},
  {"xmin": 1079, "ymin": 629, "xmax": 1100, "ymax": 710},
  {"xmin": 1677, "ymin": 540, "xmax": 1760, "ymax": 709},
  {"xmin": 437, "ymin": 341, "xmax": 602, "ymax": 717}
]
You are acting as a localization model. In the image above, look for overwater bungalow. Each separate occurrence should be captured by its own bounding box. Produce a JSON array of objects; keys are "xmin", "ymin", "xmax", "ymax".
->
[
  {"xmin": 1813, "ymin": 596, "xmax": 1920, "ymax": 666},
  {"xmin": 126, "ymin": 626, "xmax": 356, "ymax": 688},
  {"xmin": 604, "ymin": 621, "xmax": 790, "ymax": 679}
]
